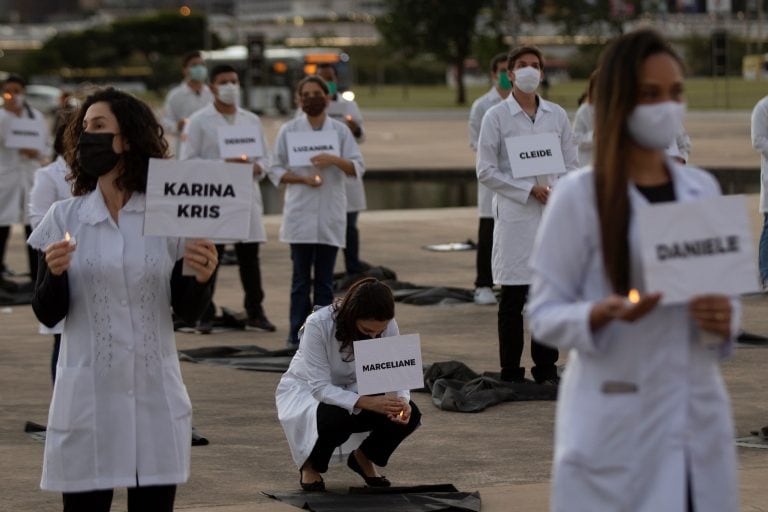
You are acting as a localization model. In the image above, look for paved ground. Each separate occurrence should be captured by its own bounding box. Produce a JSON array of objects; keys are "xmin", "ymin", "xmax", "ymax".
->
[{"xmin": 1, "ymin": 111, "xmax": 767, "ymax": 511}]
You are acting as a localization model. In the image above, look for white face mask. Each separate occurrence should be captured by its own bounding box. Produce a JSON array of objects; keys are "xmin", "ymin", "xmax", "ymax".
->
[
  {"xmin": 626, "ymin": 101, "xmax": 686, "ymax": 150},
  {"xmin": 216, "ymin": 83, "xmax": 240, "ymax": 106},
  {"xmin": 513, "ymin": 66, "xmax": 541, "ymax": 94}
]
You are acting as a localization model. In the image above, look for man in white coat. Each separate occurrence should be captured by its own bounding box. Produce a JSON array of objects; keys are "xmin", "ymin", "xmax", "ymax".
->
[
  {"xmin": 751, "ymin": 94, "xmax": 768, "ymax": 289},
  {"xmin": 163, "ymin": 51, "xmax": 214, "ymax": 158},
  {"xmin": 180, "ymin": 64, "xmax": 275, "ymax": 333},
  {"xmin": 476, "ymin": 46, "xmax": 579, "ymax": 384},
  {"xmin": 468, "ymin": 53, "xmax": 511, "ymax": 306}
]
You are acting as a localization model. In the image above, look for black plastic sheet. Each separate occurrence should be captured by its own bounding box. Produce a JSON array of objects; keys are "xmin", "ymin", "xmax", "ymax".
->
[{"xmin": 179, "ymin": 345, "xmax": 295, "ymax": 372}]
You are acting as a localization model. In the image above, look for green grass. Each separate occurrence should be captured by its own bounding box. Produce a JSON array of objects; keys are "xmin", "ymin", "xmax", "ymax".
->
[{"xmin": 353, "ymin": 78, "xmax": 768, "ymax": 111}]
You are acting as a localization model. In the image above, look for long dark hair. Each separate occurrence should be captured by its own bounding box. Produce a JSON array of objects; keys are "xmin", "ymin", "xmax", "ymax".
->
[
  {"xmin": 64, "ymin": 87, "xmax": 168, "ymax": 196},
  {"xmin": 593, "ymin": 29, "xmax": 682, "ymax": 294},
  {"xmin": 332, "ymin": 278, "xmax": 395, "ymax": 361}
]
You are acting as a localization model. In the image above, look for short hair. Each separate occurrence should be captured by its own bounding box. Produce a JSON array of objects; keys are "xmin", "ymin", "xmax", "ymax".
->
[
  {"xmin": 297, "ymin": 75, "xmax": 329, "ymax": 96},
  {"xmin": 182, "ymin": 50, "xmax": 203, "ymax": 68},
  {"xmin": 63, "ymin": 87, "xmax": 168, "ymax": 196},
  {"xmin": 2, "ymin": 74, "xmax": 26, "ymax": 89},
  {"xmin": 317, "ymin": 63, "xmax": 337, "ymax": 77},
  {"xmin": 490, "ymin": 53, "xmax": 508, "ymax": 74},
  {"xmin": 210, "ymin": 64, "xmax": 238, "ymax": 83},
  {"xmin": 507, "ymin": 45, "xmax": 544, "ymax": 69}
]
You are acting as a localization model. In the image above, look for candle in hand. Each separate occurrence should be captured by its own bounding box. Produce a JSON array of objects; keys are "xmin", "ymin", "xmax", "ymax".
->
[{"xmin": 627, "ymin": 289, "xmax": 640, "ymax": 305}]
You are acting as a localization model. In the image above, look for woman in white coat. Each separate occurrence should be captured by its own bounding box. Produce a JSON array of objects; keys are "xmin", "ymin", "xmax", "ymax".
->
[
  {"xmin": 528, "ymin": 30, "xmax": 739, "ymax": 512},
  {"xmin": 571, "ymin": 69, "xmax": 597, "ymax": 166},
  {"xmin": 276, "ymin": 278, "xmax": 421, "ymax": 491},
  {"xmin": 271, "ymin": 75, "xmax": 364, "ymax": 347},
  {"xmin": 28, "ymin": 88, "xmax": 218, "ymax": 512}
]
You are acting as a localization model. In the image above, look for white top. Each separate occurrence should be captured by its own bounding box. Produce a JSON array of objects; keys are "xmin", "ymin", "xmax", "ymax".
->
[
  {"xmin": 752, "ymin": 95, "xmax": 768, "ymax": 213},
  {"xmin": 528, "ymin": 164, "xmax": 739, "ymax": 512},
  {"xmin": 271, "ymin": 115, "xmax": 365, "ymax": 248},
  {"xmin": 162, "ymin": 81, "xmax": 214, "ymax": 136},
  {"xmin": 476, "ymin": 94, "xmax": 579, "ymax": 285},
  {"xmin": 469, "ymin": 87, "xmax": 505, "ymax": 218},
  {"xmin": 179, "ymin": 103, "xmax": 269, "ymax": 243},
  {"xmin": 27, "ymin": 190, "xmax": 192, "ymax": 492},
  {"xmin": 572, "ymin": 102, "xmax": 593, "ymax": 166},
  {"xmin": 275, "ymin": 305, "xmax": 406, "ymax": 467},
  {"xmin": 0, "ymin": 106, "xmax": 50, "ymax": 226},
  {"xmin": 29, "ymin": 155, "xmax": 71, "ymax": 335}
]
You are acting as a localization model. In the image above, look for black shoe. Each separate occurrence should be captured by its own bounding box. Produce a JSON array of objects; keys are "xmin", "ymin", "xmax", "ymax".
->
[
  {"xmin": 246, "ymin": 315, "xmax": 276, "ymax": 332},
  {"xmin": 347, "ymin": 451, "xmax": 390, "ymax": 487},
  {"xmin": 536, "ymin": 375, "xmax": 560, "ymax": 386},
  {"xmin": 299, "ymin": 471, "xmax": 326, "ymax": 492},
  {"xmin": 196, "ymin": 319, "xmax": 213, "ymax": 335}
]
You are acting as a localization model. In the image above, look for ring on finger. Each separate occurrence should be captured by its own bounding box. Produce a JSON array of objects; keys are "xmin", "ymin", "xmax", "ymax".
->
[{"xmin": 204, "ymin": 258, "xmax": 210, "ymax": 267}]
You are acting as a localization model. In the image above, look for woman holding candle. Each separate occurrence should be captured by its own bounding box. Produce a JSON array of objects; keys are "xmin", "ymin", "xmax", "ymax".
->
[
  {"xmin": 270, "ymin": 75, "xmax": 364, "ymax": 348},
  {"xmin": 527, "ymin": 30, "xmax": 738, "ymax": 512},
  {"xmin": 275, "ymin": 278, "xmax": 421, "ymax": 491},
  {"xmin": 27, "ymin": 87, "xmax": 218, "ymax": 512}
]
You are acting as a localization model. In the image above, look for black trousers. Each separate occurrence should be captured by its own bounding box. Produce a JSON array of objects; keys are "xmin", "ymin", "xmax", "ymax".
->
[
  {"xmin": 0, "ymin": 225, "xmax": 36, "ymax": 280},
  {"xmin": 307, "ymin": 401, "xmax": 421, "ymax": 473},
  {"xmin": 200, "ymin": 242, "xmax": 265, "ymax": 321},
  {"xmin": 51, "ymin": 333, "xmax": 61, "ymax": 384},
  {"xmin": 474, "ymin": 217, "xmax": 494, "ymax": 288},
  {"xmin": 62, "ymin": 484, "xmax": 176, "ymax": 512},
  {"xmin": 498, "ymin": 285, "xmax": 558, "ymax": 382}
]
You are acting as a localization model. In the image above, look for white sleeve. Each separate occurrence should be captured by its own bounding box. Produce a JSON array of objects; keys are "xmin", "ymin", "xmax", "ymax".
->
[
  {"xmin": 559, "ymin": 110, "xmax": 580, "ymax": 171},
  {"xmin": 254, "ymin": 118, "xmax": 271, "ymax": 182},
  {"xmin": 162, "ymin": 90, "xmax": 180, "ymax": 136},
  {"xmin": 752, "ymin": 99, "xmax": 768, "ymax": 155},
  {"xmin": 268, "ymin": 124, "xmax": 289, "ymax": 187},
  {"xmin": 476, "ymin": 111, "xmax": 534, "ymax": 204},
  {"xmin": 178, "ymin": 118, "xmax": 201, "ymax": 160},
  {"xmin": 27, "ymin": 202, "xmax": 65, "ymax": 251},
  {"xmin": 572, "ymin": 104, "xmax": 593, "ymax": 151},
  {"xmin": 28, "ymin": 169, "xmax": 58, "ymax": 229},
  {"xmin": 468, "ymin": 100, "xmax": 483, "ymax": 151},
  {"xmin": 340, "ymin": 125, "xmax": 365, "ymax": 179}
]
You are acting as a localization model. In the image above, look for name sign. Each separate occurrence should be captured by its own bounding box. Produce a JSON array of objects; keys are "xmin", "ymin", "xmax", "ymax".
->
[
  {"xmin": 327, "ymin": 100, "xmax": 350, "ymax": 119},
  {"xmin": 217, "ymin": 125, "xmax": 264, "ymax": 160},
  {"xmin": 636, "ymin": 195, "xmax": 759, "ymax": 304},
  {"xmin": 5, "ymin": 117, "xmax": 45, "ymax": 151},
  {"xmin": 504, "ymin": 132, "xmax": 566, "ymax": 178},
  {"xmin": 354, "ymin": 334, "xmax": 424, "ymax": 395},
  {"xmin": 286, "ymin": 131, "xmax": 340, "ymax": 167},
  {"xmin": 143, "ymin": 158, "xmax": 253, "ymax": 239}
]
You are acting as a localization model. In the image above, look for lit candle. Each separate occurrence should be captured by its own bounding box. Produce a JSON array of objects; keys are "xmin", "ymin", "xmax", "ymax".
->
[
  {"xmin": 398, "ymin": 410, "xmax": 404, "ymax": 420},
  {"xmin": 64, "ymin": 231, "xmax": 76, "ymax": 246},
  {"xmin": 313, "ymin": 175, "xmax": 322, "ymax": 185},
  {"xmin": 240, "ymin": 154, "xmax": 248, "ymax": 161},
  {"xmin": 627, "ymin": 289, "xmax": 640, "ymax": 305},
  {"xmin": 345, "ymin": 114, "xmax": 353, "ymax": 122}
]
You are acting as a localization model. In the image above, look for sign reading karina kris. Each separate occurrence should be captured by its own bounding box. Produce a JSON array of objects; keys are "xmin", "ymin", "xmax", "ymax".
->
[
  {"xmin": 286, "ymin": 131, "xmax": 340, "ymax": 167},
  {"xmin": 636, "ymin": 195, "xmax": 759, "ymax": 304},
  {"xmin": 354, "ymin": 334, "xmax": 423, "ymax": 395},
  {"xmin": 143, "ymin": 158, "xmax": 253, "ymax": 239}
]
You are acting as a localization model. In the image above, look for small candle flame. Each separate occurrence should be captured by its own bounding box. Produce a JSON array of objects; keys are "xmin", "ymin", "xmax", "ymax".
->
[
  {"xmin": 2, "ymin": 92, "xmax": 11, "ymax": 101},
  {"xmin": 628, "ymin": 289, "xmax": 640, "ymax": 304},
  {"xmin": 240, "ymin": 154, "xmax": 248, "ymax": 161},
  {"xmin": 345, "ymin": 115, "xmax": 353, "ymax": 121},
  {"xmin": 64, "ymin": 231, "xmax": 71, "ymax": 242},
  {"xmin": 398, "ymin": 410, "xmax": 404, "ymax": 419},
  {"xmin": 314, "ymin": 175, "xmax": 322, "ymax": 184}
]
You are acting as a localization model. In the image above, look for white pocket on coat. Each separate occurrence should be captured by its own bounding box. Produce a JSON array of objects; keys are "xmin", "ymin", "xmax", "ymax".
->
[
  {"xmin": 47, "ymin": 367, "xmax": 95, "ymax": 432},
  {"xmin": 162, "ymin": 360, "xmax": 193, "ymax": 420}
]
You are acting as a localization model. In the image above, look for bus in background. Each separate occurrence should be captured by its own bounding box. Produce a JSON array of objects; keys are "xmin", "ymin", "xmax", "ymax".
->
[{"xmin": 201, "ymin": 45, "xmax": 352, "ymax": 115}]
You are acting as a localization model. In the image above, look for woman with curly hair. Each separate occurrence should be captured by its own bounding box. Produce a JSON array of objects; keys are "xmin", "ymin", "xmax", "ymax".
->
[
  {"xmin": 276, "ymin": 277, "xmax": 421, "ymax": 491},
  {"xmin": 28, "ymin": 87, "xmax": 218, "ymax": 511}
]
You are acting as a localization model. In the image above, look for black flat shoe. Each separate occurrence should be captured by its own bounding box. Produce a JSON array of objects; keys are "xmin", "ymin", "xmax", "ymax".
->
[
  {"xmin": 299, "ymin": 470, "xmax": 326, "ymax": 492},
  {"xmin": 347, "ymin": 451, "xmax": 391, "ymax": 487}
]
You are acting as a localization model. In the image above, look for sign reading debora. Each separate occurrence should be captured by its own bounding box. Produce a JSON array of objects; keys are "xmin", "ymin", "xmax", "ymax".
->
[{"xmin": 361, "ymin": 358, "xmax": 417, "ymax": 373}]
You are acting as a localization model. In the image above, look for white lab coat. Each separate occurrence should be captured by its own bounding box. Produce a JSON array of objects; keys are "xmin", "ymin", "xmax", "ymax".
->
[
  {"xmin": 163, "ymin": 81, "xmax": 214, "ymax": 157},
  {"xmin": 275, "ymin": 305, "xmax": 407, "ymax": 468},
  {"xmin": 476, "ymin": 95, "xmax": 579, "ymax": 285},
  {"xmin": 751, "ymin": 95, "xmax": 768, "ymax": 213},
  {"xmin": 179, "ymin": 103, "xmax": 269, "ymax": 243},
  {"xmin": 572, "ymin": 102, "xmax": 594, "ymax": 166},
  {"xmin": 271, "ymin": 115, "xmax": 364, "ymax": 248},
  {"xmin": 27, "ymin": 190, "xmax": 192, "ymax": 492},
  {"xmin": 528, "ymin": 163, "xmax": 739, "ymax": 512},
  {"xmin": 28, "ymin": 155, "xmax": 71, "ymax": 335},
  {"xmin": 469, "ymin": 87, "xmax": 505, "ymax": 219},
  {"xmin": 0, "ymin": 106, "xmax": 49, "ymax": 225}
]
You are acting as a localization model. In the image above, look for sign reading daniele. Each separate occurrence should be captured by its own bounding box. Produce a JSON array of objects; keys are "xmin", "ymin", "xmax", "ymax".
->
[
  {"xmin": 143, "ymin": 158, "xmax": 253, "ymax": 239},
  {"xmin": 636, "ymin": 195, "xmax": 759, "ymax": 304},
  {"xmin": 286, "ymin": 131, "xmax": 340, "ymax": 167},
  {"xmin": 354, "ymin": 334, "xmax": 423, "ymax": 396},
  {"xmin": 504, "ymin": 132, "xmax": 566, "ymax": 179}
]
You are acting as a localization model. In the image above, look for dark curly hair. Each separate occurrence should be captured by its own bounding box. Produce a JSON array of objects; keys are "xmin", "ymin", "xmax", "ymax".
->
[
  {"xmin": 332, "ymin": 277, "xmax": 395, "ymax": 362},
  {"xmin": 63, "ymin": 87, "xmax": 168, "ymax": 196}
]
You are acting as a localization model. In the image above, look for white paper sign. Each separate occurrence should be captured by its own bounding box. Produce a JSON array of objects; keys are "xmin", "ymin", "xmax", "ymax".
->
[
  {"xmin": 143, "ymin": 158, "xmax": 253, "ymax": 239},
  {"xmin": 217, "ymin": 125, "xmax": 264, "ymax": 160},
  {"xmin": 286, "ymin": 131, "xmax": 340, "ymax": 167},
  {"xmin": 5, "ymin": 117, "xmax": 45, "ymax": 151},
  {"xmin": 636, "ymin": 195, "xmax": 759, "ymax": 304},
  {"xmin": 504, "ymin": 132, "xmax": 566, "ymax": 178},
  {"xmin": 327, "ymin": 100, "xmax": 350, "ymax": 119},
  {"xmin": 354, "ymin": 334, "xmax": 423, "ymax": 395}
]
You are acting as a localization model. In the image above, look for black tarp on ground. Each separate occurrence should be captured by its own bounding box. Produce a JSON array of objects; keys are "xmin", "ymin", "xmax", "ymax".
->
[
  {"xmin": 262, "ymin": 484, "xmax": 480, "ymax": 512},
  {"xmin": 179, "ymin": 345, "xmax": 295, "ymax": 372}
]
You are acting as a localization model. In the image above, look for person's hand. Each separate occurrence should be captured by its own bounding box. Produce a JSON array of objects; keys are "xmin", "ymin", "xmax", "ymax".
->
[
  {"xmin": 387, "ymin": 400, "xmax": 411, "ymax": 424},
  {"xmin": 690, "ymin": 294, "xmax": 731, "ymax": 339},
  {"xmin": 252, "ymin": 162, "xmax": 262, "ymax": 176},
  {"xmin": 183, "ymin": 239, "xmax": 218, "ymax": 283},
  {"xmin": 531, "ymin": 185, "xmax": 550, "ymax": 204},
  {"xmin": 19, "ymin": 148, "xmax": 40, "ymax": 159},
  {"xmin": 310, "ymin": 153, "xmax": 338, "ymax": 169},
  {"xmin": 176, "ymin": 118, "xmax": 187, "ymax": 133},
  {"xmin": 44, "ymin": 239, "xmax": 76, "ymax": 276},
  {"xmin": 356, "ymin": 395, "xmax": 406, "ymax": 416},
  {"xmin": 589, "ymin": 292, "xmax": 663, "ymax": 331},
  {"xmin": 345, "ymin": 117, "xmax": 360, "ymax": 134},
  {"xmin": 305, "ymin": 174, "xmax": 323, "ymax": 187}
]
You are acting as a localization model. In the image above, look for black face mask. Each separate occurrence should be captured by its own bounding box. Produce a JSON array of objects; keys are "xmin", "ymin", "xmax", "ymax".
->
[
  {"xmin": 301, "ymin": 96, "xmax": 326, "ymax": 117},
  {"xmin": 77, "ymin": 132, "xmax": 121, "ymax": 178}
]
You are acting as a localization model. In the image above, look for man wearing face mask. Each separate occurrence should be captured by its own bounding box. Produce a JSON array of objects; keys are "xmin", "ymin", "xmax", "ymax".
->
[
  {"xmin": 180, "ymin": 64, "xmax": 276, "ymax": 334},
  {"xmin": 468, "ymin": 53, "xmax": 511, "ymax": 307},
  {"xmin": 476, "ymin": 46, "xmax": 579, "ymax": 385},
  {"xmin": 163, "ymin": 51, "xmax": 214, "ymax": 158},
  {"xmin": 0, "ymin": 74, "xmax": 49, "ymax": 288}
]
